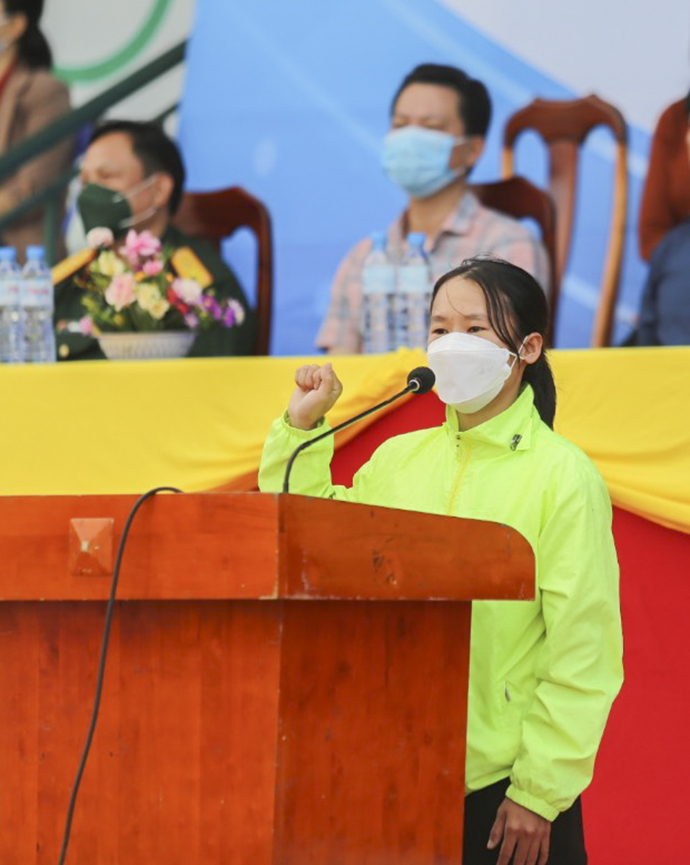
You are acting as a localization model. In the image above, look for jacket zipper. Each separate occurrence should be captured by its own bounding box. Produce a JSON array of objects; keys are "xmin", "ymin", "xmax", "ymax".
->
[{"xmin": 446, "ymin": 438, "xmax": 472, "ymax": 515}]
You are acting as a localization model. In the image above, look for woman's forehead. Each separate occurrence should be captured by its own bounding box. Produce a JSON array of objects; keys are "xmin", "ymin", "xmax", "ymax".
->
[{"xmin": 432, "ymin": 277, "xmax": 488, "ymax": 317}]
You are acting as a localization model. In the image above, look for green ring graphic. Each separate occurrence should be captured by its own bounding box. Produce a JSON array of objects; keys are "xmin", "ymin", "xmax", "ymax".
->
[{"xmin": 54, "ymin": 0, "xmax": 173, "ymax": 84}]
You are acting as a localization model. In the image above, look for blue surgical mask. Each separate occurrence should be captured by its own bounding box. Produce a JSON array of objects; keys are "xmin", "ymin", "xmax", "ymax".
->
[{"xmin": 382, "ymin": 126, "xmax": 466, "ymax": 199}]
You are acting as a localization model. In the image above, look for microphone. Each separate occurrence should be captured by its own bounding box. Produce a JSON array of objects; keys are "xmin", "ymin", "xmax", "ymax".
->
[{"xmin": 282, "ymin": 366, "xmax": 435, "ymax": 493}]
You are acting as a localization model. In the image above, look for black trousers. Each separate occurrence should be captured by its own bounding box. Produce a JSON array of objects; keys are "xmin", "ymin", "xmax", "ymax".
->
[{"xmin": 463, "ymin": 778, "xmax": 587, "ymax": 865}]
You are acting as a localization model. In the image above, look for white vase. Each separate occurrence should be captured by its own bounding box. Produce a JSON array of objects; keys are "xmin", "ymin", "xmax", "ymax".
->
[{"xmin": 97, "ymin": 331, "xmax": 196, "ymax": 361}]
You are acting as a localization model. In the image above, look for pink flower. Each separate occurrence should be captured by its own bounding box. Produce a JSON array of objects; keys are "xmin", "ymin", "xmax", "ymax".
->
[
  {"xmin": 120, "ymin": 229, "xmax": 162, "ymax": 266},
  {"xmin": 105, "ymin": 273, "xmax": 137, "ymax": 311},
  {"xmin": 79, "ymin": 315, "xmax": 94, "ymax": 336},
  {"xmin": 184, "ymin": 312, "xmax": 199, "ymax": 329},
  {"xmin": 86, "ymin": 227, "xmax": 114, "ymax": 249},
  {"xmin": 143, "ymin": 259, "xmax": 164, "ymax": 276}
]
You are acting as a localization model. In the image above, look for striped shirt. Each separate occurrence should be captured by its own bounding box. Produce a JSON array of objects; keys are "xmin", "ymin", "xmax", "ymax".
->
[{"xmin": 316, "ymin": 191, "xmax": 548, "ymax": 353}]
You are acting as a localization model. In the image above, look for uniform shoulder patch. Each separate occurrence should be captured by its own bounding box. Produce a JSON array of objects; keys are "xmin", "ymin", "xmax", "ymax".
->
[
  {"xmin": 51, "ymin": 248, "xmax": 97, "ymax": 285},
  {"xmin": 170, "ymin": 246, "xmax": 213, "ymax": 289}
]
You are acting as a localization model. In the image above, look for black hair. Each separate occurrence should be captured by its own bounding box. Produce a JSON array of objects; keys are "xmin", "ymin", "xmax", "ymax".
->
[
  {"xmin": 5, "ymin": 0, "xmax": 51, "ymax": 68},
  {"xmin": 431, "ymin": 257, "xmax": 557, "ymax": 428},
  {"xmin": 89, "ymin": 120, "xmax": 186, "ymax": 214},
  {"xmin": 685, "ymin": 88, "xmax": 690, "ymax": 118},
  {"xmin": 391, "ymin": 63, "xmax": 492, "ymax": 138}
]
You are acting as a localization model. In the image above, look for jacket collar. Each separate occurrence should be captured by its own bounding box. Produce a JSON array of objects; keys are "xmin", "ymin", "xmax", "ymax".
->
[{"xmin": 443, "ymin": 385, "xmax": 537, "ymax": 451}]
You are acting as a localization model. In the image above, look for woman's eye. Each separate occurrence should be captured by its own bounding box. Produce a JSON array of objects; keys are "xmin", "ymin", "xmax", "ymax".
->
[
  {"xmin": 467, "ymin": 326, "xmax": 485, "ymax": 333},
  {"xmin": 431, "ymin": 327, "xmax": 447, "ymax": 335}
]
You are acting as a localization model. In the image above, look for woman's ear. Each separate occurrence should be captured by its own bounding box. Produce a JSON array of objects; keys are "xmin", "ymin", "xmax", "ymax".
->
[{"xmin": 520, "ymin": 332, "xmax": 543, "ymax": 366}]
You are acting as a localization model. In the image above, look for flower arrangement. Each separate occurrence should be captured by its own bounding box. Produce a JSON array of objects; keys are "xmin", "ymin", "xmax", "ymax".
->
[{"xmin": 76, "ymin": 228, "xmax": 245, "ymax": 336}]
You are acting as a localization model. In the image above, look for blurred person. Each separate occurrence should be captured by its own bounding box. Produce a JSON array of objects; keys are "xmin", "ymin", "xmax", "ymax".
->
[
  {"xmin": 54, "ymin": 119, "xmax": 255, "ymax": 360},
  {"xmin": 317, "ymin": 64, "xmax": 548, "ymax": 354},
  {"xmin": 0, "ymin": 0, "xmax": 72, "ymax": 259},
  {"xmin": 635, "ymin": 219, "xmax": 690, "ymax": 344},
  {"xmin": 638, "ymin": 92, "xmax": 690, "ymax": 261},
  {"xmin": 633, "ymin": 92, "xmax": 690, "ymax": 345}
]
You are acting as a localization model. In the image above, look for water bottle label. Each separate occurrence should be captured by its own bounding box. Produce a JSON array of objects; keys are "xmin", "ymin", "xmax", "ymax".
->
[
  {"xmin": 362, "ymin": 264, "xmax": 396, "ymax": 296},
  {"xmin": 21, "ymin": 279, "xmax": 53, "ymax": 309},
  {"xmin": 0, "ymin": 278, "xmax": 19, "ymax": 305},
  {"xmin": 398, "ymin": 265, "xmax": 429, "ymax": 295}
]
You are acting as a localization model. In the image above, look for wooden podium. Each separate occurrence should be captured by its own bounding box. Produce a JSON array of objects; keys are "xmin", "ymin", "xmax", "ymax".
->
[{"xmin": 0, "ymin": 493, "xmax": 533, "ymax": 864}]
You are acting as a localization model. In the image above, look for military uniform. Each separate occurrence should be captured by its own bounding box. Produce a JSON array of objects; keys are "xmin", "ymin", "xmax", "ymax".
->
[{"xmin": 54, "ymin": 224, "xmax": 256, "ymax": 360}]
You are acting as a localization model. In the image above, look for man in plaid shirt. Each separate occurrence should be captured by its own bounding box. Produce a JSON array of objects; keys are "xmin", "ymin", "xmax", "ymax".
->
[{"xmin": 317, "ymin": 64, "xmax": 547, "ymax": 354}]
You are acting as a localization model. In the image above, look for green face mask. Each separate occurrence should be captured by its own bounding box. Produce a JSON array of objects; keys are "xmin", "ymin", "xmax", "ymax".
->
[
  {"xmin": 77, "ymin": 183, "xmax": 133, "ymax": 236},
  {"xmin": 77, "ymin": 176, "xmax": 158, "ymax": 236}
]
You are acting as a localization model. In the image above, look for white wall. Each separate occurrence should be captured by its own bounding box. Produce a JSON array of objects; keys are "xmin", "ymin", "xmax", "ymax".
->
[
  {"xmin": 42, "ymin": 0, "xmax": 195, "ymax": 126},
  {"xmin": 441, "ymin": 0, "xmax": 690, "ymax": 132}
]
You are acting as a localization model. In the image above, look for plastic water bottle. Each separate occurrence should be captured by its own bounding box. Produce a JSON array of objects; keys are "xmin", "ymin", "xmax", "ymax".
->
[
  {"xmin": 21, "ymin": 245, "xmax": 56, "ymax": 363},
  {"xmin": 395, "ymin": 232, "xmax": 431, "ymax": 349},
  {"xmin": 0, "ymin": 246, "xmax": 23, "ymax": 363},
  {"xmin": 361, "ymin": 231, "xmax": 395, "ymax": 353}
]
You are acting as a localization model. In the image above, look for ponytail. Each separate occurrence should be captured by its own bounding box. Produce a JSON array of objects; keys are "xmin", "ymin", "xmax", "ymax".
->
[
  {"xmin": 522, "ymin": 352, "xmax": 556, "ymax": 430},
  {"xmin": 18, "ymin": 22, "xmax": 52, "ymax": 69}
]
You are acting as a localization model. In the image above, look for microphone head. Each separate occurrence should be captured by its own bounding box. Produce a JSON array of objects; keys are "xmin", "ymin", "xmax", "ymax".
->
[{"xmin": 407, "ymin": 366, "xmax": 436, "ymax": 395}]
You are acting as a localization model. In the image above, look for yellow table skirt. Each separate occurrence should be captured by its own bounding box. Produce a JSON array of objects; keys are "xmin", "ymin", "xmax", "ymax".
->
[{"xmin": 1, "ymin": 346, "xmax": 688, "ymax": 534}]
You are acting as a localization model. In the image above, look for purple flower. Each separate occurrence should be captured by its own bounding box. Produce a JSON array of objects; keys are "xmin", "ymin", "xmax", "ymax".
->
[{"xmin": 201, "ymin": 295, "xmax": 223, "ymax": 321}]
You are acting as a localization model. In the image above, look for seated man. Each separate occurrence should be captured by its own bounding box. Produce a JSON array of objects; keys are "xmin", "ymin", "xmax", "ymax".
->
[
  {"xmin": 54, "ymin": 119, "xmax": 255, "ymax": 359},
  {"xmin": 635, "ymin": 219, "xmax": 690, "ymax": 345},
  {"xmin": 317, "ymin": 63, "xmax": 548, "ymax": 354}
]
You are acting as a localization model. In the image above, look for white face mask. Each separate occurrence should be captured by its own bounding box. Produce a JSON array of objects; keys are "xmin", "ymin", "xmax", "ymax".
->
[{"xmin": 426, "ymin": 331, "xmax": 520, "ymax": 414}]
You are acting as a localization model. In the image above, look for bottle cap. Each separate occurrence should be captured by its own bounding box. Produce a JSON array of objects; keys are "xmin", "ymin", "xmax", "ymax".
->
[
  {"xmin": 26, "ymin": 245, "xmax": 45, "ymax": 259},
  {"xmin": 0, "ymin": 246, "xmax": 16, "ymax": 261},
  {"xmin": 406, "ymin": 232, "xmax": 426, "ymax": 248},
  {"xmin": 370, "ymin": 230, "xmax": 387, "ymax": 250}
]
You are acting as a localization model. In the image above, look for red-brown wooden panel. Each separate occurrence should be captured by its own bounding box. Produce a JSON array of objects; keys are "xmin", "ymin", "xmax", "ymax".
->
[
  {"xmin": 0, "ymin": 494, "xmax": 533, "ymax": 604},
  {"xmin": 281, "ymin": 496, "xmax": 534, "ymax": 601},
  {"xmin": 274, "ymin": 601, "xmax": 471, "ymax": 863},
  {"xmin": 0, "ymin": 494, "xmax": 282, "ymax": 601},
  {"xmin": 0, "ymin": 600, "xmax": 281, "ymax": 864}
]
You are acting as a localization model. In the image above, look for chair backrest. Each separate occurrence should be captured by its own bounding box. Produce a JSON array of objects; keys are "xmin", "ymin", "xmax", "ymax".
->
[
  {"xmin": 470, "ymin": 176, "xmax": 558, "ymax": 342},
  {"xmin": 174, "ymin": 186, "xmax": 273, "ymax": 355},
  {"xmin": 502, "ymin": 94, "xmax": 628, "ymax": 347}
]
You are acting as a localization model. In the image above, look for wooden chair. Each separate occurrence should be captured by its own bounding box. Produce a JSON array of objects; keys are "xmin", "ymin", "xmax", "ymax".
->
[
  {"xmin": 502, "ymin": 95, "xmax": 628, "ymax": 347},
  {"xmin": 470, "ymin": 176, "xmax": 558, "ymax": 342},
  {"xmin": 174, "ymin": 186, "xmax": 273, "ymax": 355}
]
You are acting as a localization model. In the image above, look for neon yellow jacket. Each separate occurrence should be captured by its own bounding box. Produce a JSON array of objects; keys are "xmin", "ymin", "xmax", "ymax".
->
[{"xmin": 259, "ymin": 386, "xmax": 624, "ymax": 821}]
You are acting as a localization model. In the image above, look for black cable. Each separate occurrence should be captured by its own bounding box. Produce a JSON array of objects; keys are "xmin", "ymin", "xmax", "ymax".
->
[{"xmin": 57, "ymin": 486, "xmax": 182, "ymax": 865}]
